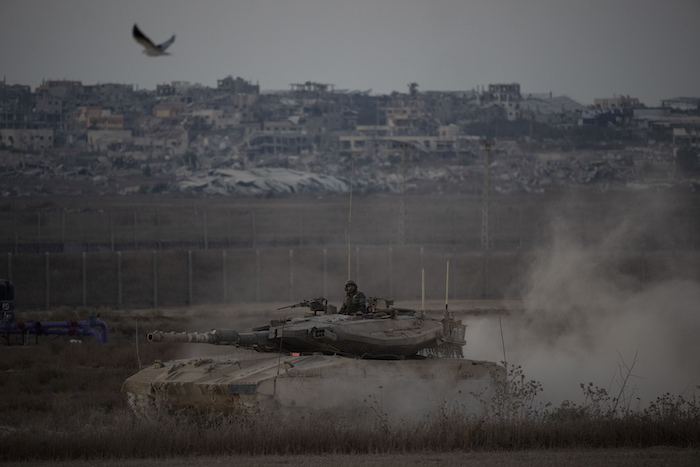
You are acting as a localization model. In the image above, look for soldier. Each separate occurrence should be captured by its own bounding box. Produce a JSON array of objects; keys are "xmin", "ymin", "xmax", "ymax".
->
[{"xmin": 340, "ymin": 279, "xmax": 366, "ymax": 314}]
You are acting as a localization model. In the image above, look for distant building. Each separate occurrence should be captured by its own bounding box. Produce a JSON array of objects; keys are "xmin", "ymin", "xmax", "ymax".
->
[
  {"xmin": 520, "ymin": 94, "xmax": 586, "ymax": 129},
  {"xmin": 593, "ymin": 96, "xmax": 641, "ymax": 113},
  {"xmin": 87, "ymin": 129, "xmax": 132, "ymax": 151},
  {"xmin": 382, "ymin": 104, "xmax": 422, "ymax": 135},
  {"xmin": 217, "ymin": 76, "xmax": 260, "ymax": 95},
  {"xmin": 87, "ymin": 113, "xmax": 124, "ymax": 131},
  {"xmin": 662, "ymin": 97, "xmax": 700, "ymax": 113},
  {"xmin": 153, "ymin": 103, "xmax": 183, "ymax": 120},
  {"xmin": 339, "ymin": 124, "xmax": 475, "ymax": 156},
  {"xmin": 289, "ymin": 81, "xmax": 334, "ymax": 96},
  {"xmin": 156, "ymin": 83, "xmax": 177, "ymax": 97},
  {"xmin": 35, "ymin": 90, "xmax": 63, "ymax": 114},
  {"xmin": 0, "ymin": 80, "xmax": 33, "ymax": 129},
  {"xmin": 478, "ymin": 83, "xmax": 521, "ymax": 121},
  {"xmin": 76, "ymin": 106, "xmax": 102, "ymax": 123},
  {"xmin": 0, "ymin": 128, "xmax": 54, "ymax": 150},
  {"xmin": 191, "ymin": 108, "xmax": 241, "ymax": 130},
  {"xmin": 76, "ymin": 106, "xmax": 124, "ymax": 130},
  {"xmin": 36, "ymin": 80, "xmax": 83, "ymax": 97},
  {"xmin": 246, "ymin": 131, "xmax": 311, "ymax": 155},
  {"xmin": 233, "ymin": 93, "xmax": 258, "ymax": 119},
  {"xmin": 673, "ymin": 127, "xmax": 700, "ymax": 158},
  {"xmin": 139, "ymin": 128, "xmax": 189, "ymax": 156}
]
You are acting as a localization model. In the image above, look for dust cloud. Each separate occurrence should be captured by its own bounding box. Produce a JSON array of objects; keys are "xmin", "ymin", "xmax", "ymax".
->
[
  {"xmin": 153, "ymin": 191, "xmax": 699, "ymax": 412},
  {"xmin": 471, "ymin": 192, "xmax": 700, "ymax": 407}
]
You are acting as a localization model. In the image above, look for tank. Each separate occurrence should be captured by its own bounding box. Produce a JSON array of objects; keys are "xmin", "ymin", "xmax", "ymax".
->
[{"xmin": 122, "ymin": 297, "xmax": 504, "ymax": 420}]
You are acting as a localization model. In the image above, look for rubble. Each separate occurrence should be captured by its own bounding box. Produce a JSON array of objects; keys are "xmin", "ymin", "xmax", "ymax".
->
[
  {"xmin": 1, "ymin": 141, "xmax": 692, "ymax": 198},
  {"xmin": 174, "ymin": 167, "xmax": 351, "ymax": 196},
  {"xmin": 2, "ymin": 77, "xmax": 697, "ymax": 197}
]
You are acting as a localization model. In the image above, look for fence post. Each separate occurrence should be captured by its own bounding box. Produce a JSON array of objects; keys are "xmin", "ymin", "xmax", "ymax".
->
[
  {"xmin": 188, "ymin": 250, "xmax": 193, "ymax": 306},
  {"xmin": 251, "ymin": 210, "xmax": 257, "ymax": 249},
  {"xmin": 110, "ymin": 214, "xmax": 114, "ymax": 252},
  {"xmin": 449, "ymin": 249, "xmax": 455, "ymax": 301},
  {"xmin": 157, "ymin": 212, "xmax": 162, "ymax": 250},
  {"xmin": 483, "ymin": 250, "xmax": 490, "ymax": 299},
  {"xmin": 323, "ymin": 248, "xmax": 327, "ymax": 298},
  {"xmin": 227, "ymin": 209, "xmax": 231, "ymax": 248},
  {"xmin": 13, "ymin": 208, "xmax": 17, "ymax": 254},
  {"xmin": 82, "ymin": 211, "xmax": 88, "ymax": 252},
  {"xmin": 153, "ymin": 250, "xmax": 158, "ymax": 308},
  {"xmin": 516, "ymin": 248, "xmax": 522, "ymax": 298},
  {"xmin": 45, "ymin": 252, "xmax": 50, "ymax": 311},
  {"xmin": 388, "ymin": 247, "xmax": 393, "ymax": 298},
  {"xmin": 289, "ymin": 249, "xmax": 294, "ymax": 302},
  {"xmin": 61, "ymin": 209, "xmax": 66, "ymax": 244},
  {"xmin": 82, "ymin": 252, "xmax": 87, "ymax": 307},
  {"xmin": 222, "ymin": 250, "xmax": 228, "ymax": 303},
  {"xmin": 117, "ymin": 252, "xmax": 122, "ymax": 310},
  {"xmin": 203, "ymin": 211, "xmax": 208, "ymax": 250},
  {"xmin": 298, "ymin": 211, "xmax": 303, "ymax": 247},
  {"xmin": 255, "ymin": 249, "xmax": 260, "ymax": 302}
]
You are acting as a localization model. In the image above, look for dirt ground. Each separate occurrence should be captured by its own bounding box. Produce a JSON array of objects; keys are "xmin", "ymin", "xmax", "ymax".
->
[
  {"xmin": 4, "ymin": 448, "xmax": 699, "ymax": 467},
  {"xmin": 2, "ymin": 301, "xmax": 699, "ymax": 465}
]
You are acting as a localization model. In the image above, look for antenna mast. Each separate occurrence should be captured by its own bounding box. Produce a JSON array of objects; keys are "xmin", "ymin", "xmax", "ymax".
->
[
  {"xmin": 480, "ymin": 138, "xmax": 492, "ymax": 252},
  {"xmin": 347, "ymin": 155, "xmax": 354, "ymax": 280},
  {"xmin": 480, "ymin": 138, "xmax": 493, "ymax": 298},
  {"xmin": 445, "ymin": 260, "xmax": 450, "ymax": 317}
]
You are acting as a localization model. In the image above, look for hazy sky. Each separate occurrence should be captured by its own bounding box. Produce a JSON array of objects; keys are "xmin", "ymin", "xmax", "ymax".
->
[{"xmin": 1, "ymin": 0, "xmax": 699, "ymax": 106}]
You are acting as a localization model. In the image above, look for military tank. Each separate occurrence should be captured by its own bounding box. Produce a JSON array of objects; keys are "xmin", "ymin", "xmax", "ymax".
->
[{"xmin": 122, "ymin": 297, "xmax": 504, "ymax": 420}]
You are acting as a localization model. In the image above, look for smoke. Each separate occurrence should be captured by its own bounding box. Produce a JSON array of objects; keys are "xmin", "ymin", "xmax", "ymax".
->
[
  {"xmin": 163, "ymin": 191, "xmax": 699, "ymax": 412},
  {"xmin": 476, "ymin": 192, "xmax": 700, "ymax": 407}
]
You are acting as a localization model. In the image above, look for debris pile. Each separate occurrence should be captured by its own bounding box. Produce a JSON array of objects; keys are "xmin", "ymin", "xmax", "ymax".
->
[{"xmin": 0, "ymin": 142, "xmax": 694, "ymax": 198}]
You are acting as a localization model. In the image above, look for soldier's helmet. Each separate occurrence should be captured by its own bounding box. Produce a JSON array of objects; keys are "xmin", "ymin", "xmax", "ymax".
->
[{"xmin": 345, "ymin": 280, "xmax": 357, "ymax": 289}]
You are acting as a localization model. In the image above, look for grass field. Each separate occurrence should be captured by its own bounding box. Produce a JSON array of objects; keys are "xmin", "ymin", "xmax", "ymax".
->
[{"xmin": 0, "ymin": 303, "xmax": 698, "ymax": 464}]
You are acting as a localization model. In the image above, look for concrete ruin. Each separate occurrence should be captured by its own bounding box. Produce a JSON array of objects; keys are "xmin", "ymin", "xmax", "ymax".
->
[{"xmin": 1, "ymin": 77, "xmax": 699, "ymax": 197}]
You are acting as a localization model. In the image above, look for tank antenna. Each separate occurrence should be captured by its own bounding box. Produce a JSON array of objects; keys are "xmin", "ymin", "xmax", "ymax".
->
[
  {"xmin": 135, "ymin": 318, "xmax": 142, "ymax": 370},
  {"xmin": 445, "ymin": 260, "xmax": 450, "ymax": 318},
  {"xmin": 421, "ymin": 268, "xmax": 425, "ymax": 314},
  {"xmin": 499, "ymin": 315, "xmax": 507, "ymax": 369},
  {"xmin": 347, "ymin": 154, "xmax": 354, "ymax": 280},
  {"xmin": 276, "ymin": 319, "xmax": 286, "ymax": 376}
]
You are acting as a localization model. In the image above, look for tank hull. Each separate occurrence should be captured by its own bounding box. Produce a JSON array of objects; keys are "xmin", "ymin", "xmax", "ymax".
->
[{"xmin": 122, "ymin": 352, "xmax": 504, "ymax": 420}]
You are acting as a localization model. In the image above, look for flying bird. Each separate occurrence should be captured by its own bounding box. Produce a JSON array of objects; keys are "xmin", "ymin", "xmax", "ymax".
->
[{"xmin": 132, "ymin": 24, "xmax": 175, "ymax": 56}]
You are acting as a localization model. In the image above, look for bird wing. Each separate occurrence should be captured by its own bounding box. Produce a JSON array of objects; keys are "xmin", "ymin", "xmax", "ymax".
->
[
  {"xmin": 157, "ymin": 34, "xmax": 176, "ymax": 52},
  {"xmin": 132, "ymin": 24, "xmax": 159, "ymax": 53}
]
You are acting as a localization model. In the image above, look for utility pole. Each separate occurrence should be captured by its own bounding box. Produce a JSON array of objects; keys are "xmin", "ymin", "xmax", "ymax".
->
[
  {"xmin": 398, "ymin": 143, "xmax": 409, "ymax": 246},
  {"xmin": 480, "ymin": 138, "xmax": 493, "ymax": 298},
  {"xmin": 480, "ymin": 138, "xmax": 493, "ymax": 252}
]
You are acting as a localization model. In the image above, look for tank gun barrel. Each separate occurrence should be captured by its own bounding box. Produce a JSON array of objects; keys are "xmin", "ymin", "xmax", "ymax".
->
[
  {"xmin": 277, "ymin": 297, "xmax": 328, "ymax": 313},
  {"xmin": 147, "ymin": 329, "xmax": 272, "ymax": 348}
]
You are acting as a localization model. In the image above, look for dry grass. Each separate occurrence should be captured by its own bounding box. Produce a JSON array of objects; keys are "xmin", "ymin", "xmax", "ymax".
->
[{"xmin": 0, "ymin": 306, "xmax": 699, "ymax": 463}]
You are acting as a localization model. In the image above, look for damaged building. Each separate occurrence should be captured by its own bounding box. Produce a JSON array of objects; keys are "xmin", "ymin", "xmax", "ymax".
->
[{"xmin": 1, "ymin": 74, "xmax": 699, "ymax": 197}]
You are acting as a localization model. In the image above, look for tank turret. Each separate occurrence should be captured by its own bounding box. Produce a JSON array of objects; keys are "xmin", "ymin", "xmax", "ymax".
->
[{"xmin": 146, "ymin": 297, "xmax": 465, "ymax": 359}]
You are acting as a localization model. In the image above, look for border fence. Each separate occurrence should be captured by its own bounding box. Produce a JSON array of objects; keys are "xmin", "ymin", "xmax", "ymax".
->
[
  {"xmin": 1, "ymin": 194, "xmax": 699, "ymax": 310},
  {"xmin": 1, "ymin": 203, "xmax": 514, "ymax": 253},
  {"xmin": 2, "ymin": 246, "xmax": 699, "ymax": 311},
  {"xmin": 2, "ymin": 201, "xmax": 698, "ymax": 254}
]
